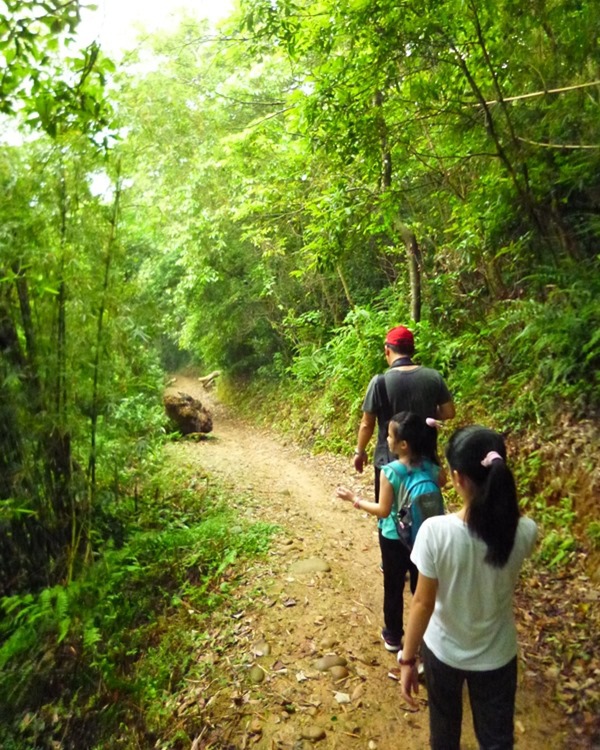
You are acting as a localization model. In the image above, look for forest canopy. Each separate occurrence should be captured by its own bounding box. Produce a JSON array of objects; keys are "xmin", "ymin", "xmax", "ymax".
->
[
  {"xmin": 1, "ymin": 0, "xmax": 598, "ymax": 587},
  {"xmin": 0, "ymin": 0, "xmax": 599, "ymax": 746}
]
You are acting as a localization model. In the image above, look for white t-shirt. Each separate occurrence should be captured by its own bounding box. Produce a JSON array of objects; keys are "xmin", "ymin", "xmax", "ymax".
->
[{"xmin": 411, "ymin": 514, "xmax": 537, "ymax": 670}]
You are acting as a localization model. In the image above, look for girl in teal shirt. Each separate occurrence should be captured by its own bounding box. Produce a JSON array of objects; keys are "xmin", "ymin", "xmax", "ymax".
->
[{"xmin": 337, "ymin": 412, "xmax": 444, "ymax": 651}]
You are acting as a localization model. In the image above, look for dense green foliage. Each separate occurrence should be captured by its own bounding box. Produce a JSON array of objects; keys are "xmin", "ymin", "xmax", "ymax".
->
[
  {"xmin": 1, "ymin": 0, "xmax": 599, "ymax": 746},
  {"xmin": 0, "ymin": 465, "xmax": 277, "ymax": 748},
  {"xmin": 1, "ymin": 0, "xmax": 114, "ymax": 140},
  {"xmin": 0, "ymin": 137, "xmax": 165, "ymax": 594},
  {"xmin": 113, "ymin": 0, "xmax": 599, "ymax": 420}
]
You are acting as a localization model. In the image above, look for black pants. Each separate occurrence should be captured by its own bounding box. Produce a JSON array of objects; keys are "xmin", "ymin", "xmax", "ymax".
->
[
  {"xmin": 378, "ymin": 530, "xmax": 418, "ymax": 641},
  {"xmin": 374, "ymin": 465, "xmax": 381, "ymax": 503},
  {"xmin": 422, "ymin": 643, "xmax": 517, "ymax": 750}
]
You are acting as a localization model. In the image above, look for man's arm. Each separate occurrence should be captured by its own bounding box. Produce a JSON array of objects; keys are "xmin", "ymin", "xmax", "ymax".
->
[
  {"xmin": 436, "ymin": 400, "xmax": 455, "ymax": 421},
  {"xmin": 354, "ymin": 411, "xmax": 376, "ymax": 472},
  {"xmin": 356, "ymin": 411, "xmax": 376, "ymax": 453}
]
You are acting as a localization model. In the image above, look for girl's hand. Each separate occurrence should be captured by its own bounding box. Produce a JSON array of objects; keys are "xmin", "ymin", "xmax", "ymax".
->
[
  {"xmin": 335, "ymin": 486, "xmax": 354, "ymax": 503},
  {"xmin": 400, "ymin": 663, "xmax": 419, "ymax": 709}
]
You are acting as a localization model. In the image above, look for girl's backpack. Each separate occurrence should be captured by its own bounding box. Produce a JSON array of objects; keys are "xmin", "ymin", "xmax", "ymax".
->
[{"xmin": 388, "ymin": 463, "xmax": 445, "ymax": 549}]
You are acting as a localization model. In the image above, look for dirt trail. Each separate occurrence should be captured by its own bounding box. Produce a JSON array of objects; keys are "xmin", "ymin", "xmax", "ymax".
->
[{"xmin": 165, "ymin": 375, "xmax": 569, "ymax": 750}]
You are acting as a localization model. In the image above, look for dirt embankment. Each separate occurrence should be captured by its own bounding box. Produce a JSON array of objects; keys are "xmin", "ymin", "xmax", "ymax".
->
[{"xmin": 164, "ymin": 374, "xmax": 583, "ymax": 750}]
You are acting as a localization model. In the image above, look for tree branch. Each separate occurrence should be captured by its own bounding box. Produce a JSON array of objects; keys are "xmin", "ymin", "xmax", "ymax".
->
[{"xmin": 481, "ymin": 79, "xmax": 600, "ymax": 106}]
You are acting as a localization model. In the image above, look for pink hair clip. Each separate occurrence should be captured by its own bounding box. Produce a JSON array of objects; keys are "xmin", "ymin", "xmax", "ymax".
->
[
  {"xmin": 481, "ymin": 451, "xmax": 503, "ymax": 467},
  {"xmin": 426, "ymin": 418, "xmax": 443, "ymax": 429}
]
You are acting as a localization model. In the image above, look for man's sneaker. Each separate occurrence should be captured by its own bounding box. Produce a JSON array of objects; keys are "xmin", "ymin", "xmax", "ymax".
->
[
  {"xmin": 381, "ymin": 631, "xmax": 402, "ymax": 652},
  {"xmin": 397, "ymin": 649, "xmax": 425, "ymax": 675}
]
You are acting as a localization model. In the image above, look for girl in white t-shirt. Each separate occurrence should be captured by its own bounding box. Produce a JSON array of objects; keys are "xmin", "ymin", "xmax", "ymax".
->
[{"xmin": 399, "ymin": 425, "xmax": 537, "ymax": 750}]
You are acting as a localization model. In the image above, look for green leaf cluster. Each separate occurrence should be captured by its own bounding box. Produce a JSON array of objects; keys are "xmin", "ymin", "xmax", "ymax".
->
[{"xmin": 0, "ymin": 472, "xmax": 277, "ymax": 748}]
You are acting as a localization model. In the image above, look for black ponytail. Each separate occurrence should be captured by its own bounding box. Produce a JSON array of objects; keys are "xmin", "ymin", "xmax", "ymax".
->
[{"xmin": 446, "ymin": 426, "xmax": 520, "ymax": 567}]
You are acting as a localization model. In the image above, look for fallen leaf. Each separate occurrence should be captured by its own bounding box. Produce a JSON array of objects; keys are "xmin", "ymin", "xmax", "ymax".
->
[{"xmin": 334, "ymin": 692, "xmax": 350, "ymax": 704}]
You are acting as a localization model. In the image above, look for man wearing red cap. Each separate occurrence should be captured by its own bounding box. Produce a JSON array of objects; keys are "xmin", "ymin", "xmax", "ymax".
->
[{"xmin": 353, "ymin": 325, "xmax": 455, "ymax": 501}]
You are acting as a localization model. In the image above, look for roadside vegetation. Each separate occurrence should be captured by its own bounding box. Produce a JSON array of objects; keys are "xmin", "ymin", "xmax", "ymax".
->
[{"xmin": 0, "ymin": 457, "xmax": 277, "ymax": 749}]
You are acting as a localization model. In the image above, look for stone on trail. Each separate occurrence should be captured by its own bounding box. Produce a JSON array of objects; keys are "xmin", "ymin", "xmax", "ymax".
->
[
  {"xmin": 333, "ymin": 691, "xmax": 350, "ymax": 704},
  {"xmin": 313, "ymin": 654, "xmax": 347, "ymax": 671},
  {"xmin": 163, "ymin": 392, "xmax": 212, "ymax": 435},
  {"xmin": 249, "ymin": 665, "xmax": 266, "ymax": 683},
  {"xmin": 329, "ymin": 665, "xmax": 349, "ymax": 680},
  {"xmin": 289, "ymin": 558, "xmax": 331, "ymax": 575},
  {"xmin": 252, "ymin": 640, "xmax": 271, "ymax": 657},
  {"xmin": 320, "ymin": 636, "xmax": 337, "ymax": 649},
  {"xmin": 300, "ymin": 725, "xmax": 326, "ymax": 741}
]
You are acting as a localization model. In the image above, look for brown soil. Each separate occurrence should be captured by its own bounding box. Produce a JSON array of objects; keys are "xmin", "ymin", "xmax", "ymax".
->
[{"xmin": 164, "ymin": 374, "xmax": 580, "ymax": 750}]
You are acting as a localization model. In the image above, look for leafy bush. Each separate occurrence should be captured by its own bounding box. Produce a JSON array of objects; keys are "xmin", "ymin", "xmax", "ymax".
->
[
  {"xmin": 0, "ymin": 477, "xmax": 278, "ymax": 749},
  {"xmin": 429, "ymin": 263, "xmax": 600, "ymax": 427},
  {"xmin": 586, "ymin": 521, "xmax": 600, "ymax": 550}
]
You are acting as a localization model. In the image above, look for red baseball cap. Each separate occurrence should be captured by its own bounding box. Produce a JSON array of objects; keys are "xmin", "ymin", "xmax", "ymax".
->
[{"xmin": 385, "ymin": 326, "xmax": 414, "ymax": 348}]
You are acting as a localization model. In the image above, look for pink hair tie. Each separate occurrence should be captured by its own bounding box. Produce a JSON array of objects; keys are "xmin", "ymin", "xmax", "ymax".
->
[
  {"xmin": 426, "ymin": 418, "xmax": 442, "ymax": 429},
  {"xmin": 481, "ymin": 451, "xmax": 503, "ymax": 467}
]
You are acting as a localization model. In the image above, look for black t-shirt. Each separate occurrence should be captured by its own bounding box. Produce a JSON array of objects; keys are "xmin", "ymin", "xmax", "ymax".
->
[{"xmin": 362, "ymin": 366, "xmax": 452, "ymax": 467}]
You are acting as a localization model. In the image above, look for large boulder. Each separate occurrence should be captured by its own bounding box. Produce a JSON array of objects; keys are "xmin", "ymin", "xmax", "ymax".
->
[{"xmin": 163, "ymin": 392, "xmax": 213, "ymax": 435}]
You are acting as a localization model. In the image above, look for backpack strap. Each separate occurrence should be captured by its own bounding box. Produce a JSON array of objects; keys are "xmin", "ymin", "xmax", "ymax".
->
[
  {"xmin": 386, "ymin": 463, "xmax": 409, "ymax": 507},
  {"xmin": 387, "ymin": 465, "xmax": 439, "ymax": 508},
  {"xmin": 375, "ymin": 358, "xmax": 413, "ymax": 422},
  {"xmin": 386, "ymin": 462, "xmax": 407, "ymax": 481},
  {"xmin": 375, "ymin": 374, "xmax": 392, "ymax": 423},
  {"xmin": 407, "ymin": 477, "xmax": 439, "ymax": 493}
]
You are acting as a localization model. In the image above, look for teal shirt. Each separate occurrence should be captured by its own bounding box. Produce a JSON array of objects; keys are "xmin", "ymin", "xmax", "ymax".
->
[{"xmin": 379, "ymin": 458, "xmax": 441, "ymax": 540}]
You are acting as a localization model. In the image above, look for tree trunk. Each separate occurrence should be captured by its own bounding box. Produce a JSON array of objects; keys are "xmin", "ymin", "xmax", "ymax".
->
[
  {"xmin": 400, "ymin": 226, "xmax": 422, "ymax": 323},
  {"xmin": 373, "ymin": 89, "xmax": 421, "ymax": 321}
]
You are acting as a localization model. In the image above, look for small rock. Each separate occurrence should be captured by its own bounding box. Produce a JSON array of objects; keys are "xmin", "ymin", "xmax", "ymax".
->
[
  {"xmin": 300, "ymin": 725, "xmax": 326, "ymax": 741},
  {"xmin": 249, "ymin": 665, "xmax": 265, "ymax": 683},
  {"xmin": 334, "ymin": 692, "xmax": 350, "ymax": 704},
  {"xmin": 329, "ymin": 665, "xmax": 349, "ymax": 680},
  {"xmin": 290, "ymin": 558, "xmax": 331, "ymax": 575},
  {"xmin": 253, "ymin": 640, "xmax": 271, "ymax": 657},
  {"xmin": 313, "ymin": 655, "xmax": 347, "ymax": 671},
  {"xmin": 320, "ymin": 636, "xmax": 337, "ymax": 649}
]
